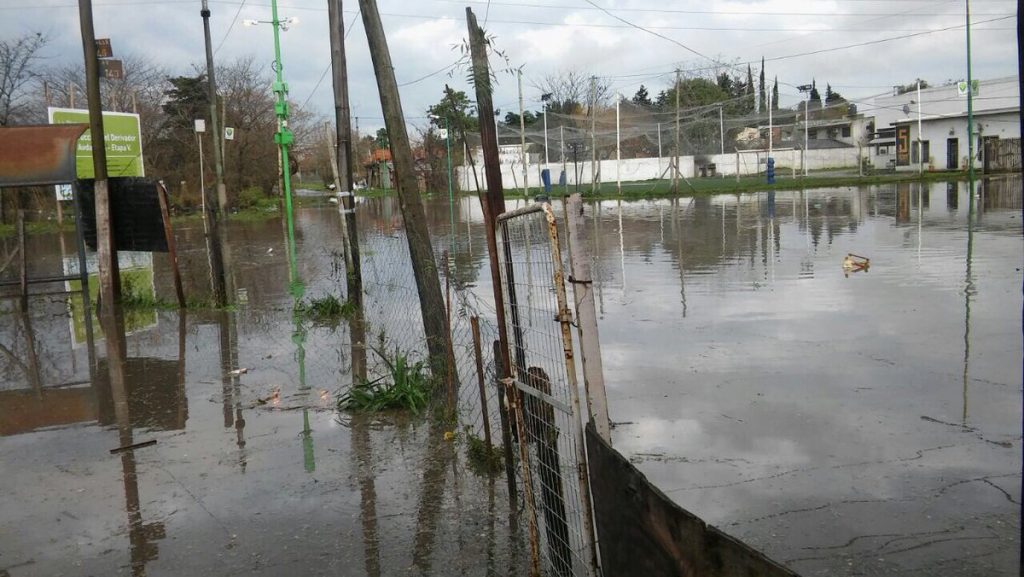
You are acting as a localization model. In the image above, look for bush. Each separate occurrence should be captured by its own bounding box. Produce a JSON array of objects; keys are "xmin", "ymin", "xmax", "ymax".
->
[{"xmin": 337, "ymin": 347, "xmax": 432, "ymax": 414}]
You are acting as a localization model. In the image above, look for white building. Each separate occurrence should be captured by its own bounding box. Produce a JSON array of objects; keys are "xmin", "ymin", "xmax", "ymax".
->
[{"xmin": 866, "ymin": 76, "xmax": 1019, "ymax": 172}]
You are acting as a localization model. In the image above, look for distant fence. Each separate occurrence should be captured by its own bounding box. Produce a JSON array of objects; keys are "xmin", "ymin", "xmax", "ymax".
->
[{"xmin": 984, "ymin": 137, "xmax": 1021, "ymax": 173}]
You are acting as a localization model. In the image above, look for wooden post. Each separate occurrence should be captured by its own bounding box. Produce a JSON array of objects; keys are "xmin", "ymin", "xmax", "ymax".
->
[
  {"xmin": 468, "ymin": 6, "xmax": 516, "ymax": 508},
  {"xmin": 674, "ymin": 69, "xmax": 681, "ymax": 194},
  {"xmin": 157, "ymin": 182, "xmax": 187, "ymax": 308},
  {"xmin": 470, "ymin": 316, "xmax": 493, "ymax": 449},
  {"xmin": 17, "ymin": 210, "xmax": 27, "ymax": 313},
  {"xmin": 328, "ymin": 0, "xmax": 363, "ymax": 308},
  {"xmin": 359, "ymin": 0, "xmax": 454, "ymax": 389},
  {"xmin": 564, "ymin": 194, "xmax": 612, "ymax": 443},
  {"xmin": 78, "ymin": 0, "xmax": 120, "ymax": 307}
]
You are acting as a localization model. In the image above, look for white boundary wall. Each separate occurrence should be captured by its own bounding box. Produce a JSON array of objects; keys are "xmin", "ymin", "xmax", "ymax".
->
[{"xmin": 457, "ymin": 148, "xmax": 860, "ymax": 188}]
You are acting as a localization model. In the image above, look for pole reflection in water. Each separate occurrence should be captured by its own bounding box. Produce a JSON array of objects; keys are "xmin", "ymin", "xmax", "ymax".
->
[
  {"xmin": 101, "ymin": 306, "xmax": 165, "ymax": 576},
  {"xmin": 352, "ymin": 414, "xmax": 381, "ymax": 577},
  {"xmin": 217, "ymin": 310, "xmax": 247, "ymax": 471},
  {"xmin": 283, "ymin": 203, "xmax": 313, "ymax": 473},
  {"xmin": 962, "ymin": 178, "xmax": 976, "ymax": 426}
]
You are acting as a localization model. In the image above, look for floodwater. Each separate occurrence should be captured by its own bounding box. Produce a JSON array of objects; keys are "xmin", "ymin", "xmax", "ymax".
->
[{"xmin": 1, "ymin": 176, "xmax": 1021, "ymax": 576}]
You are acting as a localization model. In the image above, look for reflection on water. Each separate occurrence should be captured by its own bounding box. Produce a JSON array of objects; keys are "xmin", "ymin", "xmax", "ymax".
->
[{"xmin": 0, "ymin": 175, "xmax": 1019, "ymax": 576}]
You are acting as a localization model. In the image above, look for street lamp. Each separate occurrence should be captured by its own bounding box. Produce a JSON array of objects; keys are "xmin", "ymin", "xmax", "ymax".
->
[
  {"xmin": 541, "ymin": 92, "xmax": 552, "ymax": 169},
  {"xmin": 797, "ymin": 83, "xmax": 813, "ymax": 176},
  {"xmin": 244, "ymin": 2, "xmax": 300, "ymax": 293},
  {"xmin": 429, "ymin": 114, "xmax": 454, "ymax": 252}
]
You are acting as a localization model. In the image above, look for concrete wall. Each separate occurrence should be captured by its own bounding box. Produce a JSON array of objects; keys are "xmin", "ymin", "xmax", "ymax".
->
[{"xmin": 456, "ymin": 148, "xmax": 861, "ymax": 187}]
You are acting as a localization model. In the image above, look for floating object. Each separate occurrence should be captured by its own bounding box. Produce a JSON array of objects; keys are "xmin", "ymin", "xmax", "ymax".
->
[
  {"xmin": 109, "ymin": 439, "xmax": 157, "ymax": 454},
  {"xmin": 443, "ymin": 431, "xmax": 455, "ymax": 441},
  {"xmin": 228, "ymin": 368, "xmax": 248, "ymax": 376},
  {"xmin": 842, "ymin": 253, "xmax": 870, "ymax": 275}
]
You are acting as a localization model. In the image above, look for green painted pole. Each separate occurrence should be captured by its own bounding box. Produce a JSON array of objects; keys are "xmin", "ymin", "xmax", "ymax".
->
[
  {"xmin": 270, "ymin": 0, "xmax": 298, "ymax": 293},
  {"xmin": 445, "ymin": 116, "xmax": 454, "ymax": 251},
  {"xmin": 965, "ymin": 0, "xmax": 975, "ymax": 181}
]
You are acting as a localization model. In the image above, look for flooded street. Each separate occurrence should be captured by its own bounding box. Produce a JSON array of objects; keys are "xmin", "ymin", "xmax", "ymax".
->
[{"xmin": 1, "ymin": 177, "xmax": 1020, "ymax": 576}]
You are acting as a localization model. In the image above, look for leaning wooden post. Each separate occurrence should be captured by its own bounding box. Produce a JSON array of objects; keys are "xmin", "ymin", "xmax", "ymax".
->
[
  {"xmin": 564, "ymin": 194, "xmax": 612, "ymax": 443},
  {"xmin": 157, "ymin": 182, "xmax": 187, "ymax": 308},
  {"xmin": 470, "ymin": 316, "xmax": 493, "ymax": 449}
]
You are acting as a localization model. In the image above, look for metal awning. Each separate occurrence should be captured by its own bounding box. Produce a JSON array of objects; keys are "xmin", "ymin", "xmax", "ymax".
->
[{"xmin": 0, "ymin": 124, "xmax": 88, "ymax": 187}]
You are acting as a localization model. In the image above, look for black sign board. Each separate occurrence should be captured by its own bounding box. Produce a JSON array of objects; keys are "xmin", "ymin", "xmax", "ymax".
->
[
  {"xmin": 100, "ymin": 59, "xmax": 124, "ymax": 80},
  {"xmin": 76, "ymin": 177, "xmax": 169, "ymax": 253},
  {"xmin": 95, "ymin": 38, "xmax": 113, "ymax": 58}
]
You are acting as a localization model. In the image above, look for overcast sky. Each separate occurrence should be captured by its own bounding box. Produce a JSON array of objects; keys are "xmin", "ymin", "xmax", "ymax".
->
[{"xmin": 2, "ymin": 0, "xmax": 1019, "ymax": 134}]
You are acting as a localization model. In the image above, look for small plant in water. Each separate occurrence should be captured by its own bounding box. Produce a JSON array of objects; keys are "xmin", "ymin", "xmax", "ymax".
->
[
  {"xmin": 296, "ymin": 294, "xmax": 357, "ymax": 325},
  {"xmin": 464, "ymin": 427, "xmax": 504, "ymax": 475},
  {"xmin": 337, "ymin": 346, "xmax": 432, "ymax": 414}
]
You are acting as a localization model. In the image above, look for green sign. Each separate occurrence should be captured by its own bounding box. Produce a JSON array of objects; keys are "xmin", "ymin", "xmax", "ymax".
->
[{"xmin": 48, "ymin": 107, "xmax": 145, "ymax": 179}]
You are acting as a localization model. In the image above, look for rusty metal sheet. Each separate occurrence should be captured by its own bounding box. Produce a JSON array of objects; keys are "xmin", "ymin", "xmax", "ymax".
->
[{"xmin": 0, "ymin": 124, "xmax": 89, "ymax": 187}]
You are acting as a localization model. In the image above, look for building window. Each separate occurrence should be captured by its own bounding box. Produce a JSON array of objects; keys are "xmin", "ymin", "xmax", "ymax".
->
[
  {"xmin": 877, "ymin": 145, "xmax": 888, "ymax": 155},
  {"xmin": 810, "ymin": 129, "xmax": 818, "ymax": 140},
  {"xmin": 842, "ymin": 126, "xmax": 851, "ymax": 138}
]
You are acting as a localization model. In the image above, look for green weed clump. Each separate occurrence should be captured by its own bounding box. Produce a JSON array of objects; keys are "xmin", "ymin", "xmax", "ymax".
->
[
  {"xmin": 120, "ymin": 276, "xmax": 174, "ymax": 310},
  {"xmin": 338, "ymin": 347, "xmax": 432, "ymax": 414},
  {"xmin": 464, "ymin": 428, "xmax": 504, "ymax": 475},
  {"xmin": 296, "ymin": 294, "xmax": 357, "ymax": 325}
]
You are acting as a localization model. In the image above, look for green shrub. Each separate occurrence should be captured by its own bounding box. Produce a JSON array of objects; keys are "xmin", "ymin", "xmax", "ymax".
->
[{"xmin": 337, "ymin": 347, "xmax": 432, "ymax": 414}]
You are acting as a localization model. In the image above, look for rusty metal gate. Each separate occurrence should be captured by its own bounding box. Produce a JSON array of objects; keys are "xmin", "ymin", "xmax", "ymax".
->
[{"xmin": 497, "ymin": 202, "xmax": 597, "ymax": 577}]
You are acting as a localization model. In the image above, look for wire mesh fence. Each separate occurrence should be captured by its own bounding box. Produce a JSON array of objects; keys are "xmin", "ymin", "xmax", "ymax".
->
[{"xmin": 497, "ymin": 202, "xmax": 596, "ymax": 577}]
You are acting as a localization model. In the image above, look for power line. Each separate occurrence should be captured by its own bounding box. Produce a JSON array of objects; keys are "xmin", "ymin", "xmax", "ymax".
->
[
  {"xmin": 214, "ymin": 0, "xmax": 246, "ymax": 55},
  {"xmin": 298, "ymin": 9, "xmax": 361, "ymax": 112}
]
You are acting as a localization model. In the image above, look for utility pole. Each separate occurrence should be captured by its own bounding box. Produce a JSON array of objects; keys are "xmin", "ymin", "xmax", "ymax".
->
[
  {"xmin": 590, "ymin": 75, "xmax": 597, "ymax": 194},
  {"xmin": 674, "ymin": 69, "xmax": 680, "ymax": 193},
  {"xmin": 467, "ymin": 6, "xmax": 516, "ymax": 506},
  {"xmin": 917, "ymin": 80, "xmax": 924, "ymax": 175},
  {"xmin": 201, "ymin": 0, "xmax": 228, "ymax": 213},
  {"xmin": 78, "ymin": 0, "xmax": 120, "ymax": 307},
  {"xmin": 360, "ymin": 0, "xmax": 454, "ymax": 388},
  {"xmin": 327, "ymin": 0, "xmax": 362, "ymax": 308},
  {"xmin": 615, "ymin": 94, "xmax": 621, "ymax": 194},
  {"xmin": 965, "ymin": 0, "xmax": 975, "ymax": 181},
  {"xmin": 517, "ymin": 68, "xmax": 528, "ymax": 198},
  {"xmin": 199, "ymin": 0, "xmax": 229, "ymax": 306}
]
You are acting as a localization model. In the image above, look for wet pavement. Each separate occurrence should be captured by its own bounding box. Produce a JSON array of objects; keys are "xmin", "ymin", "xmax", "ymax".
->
[{"xmin": 1, "ymin": 176, "xmax": 1020, "ymax": 576}]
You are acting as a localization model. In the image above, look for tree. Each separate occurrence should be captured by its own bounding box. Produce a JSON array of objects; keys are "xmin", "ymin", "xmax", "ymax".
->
[
  {"xmin": 758, "ymin": 57, "xmax": 766, "ymax": 114},
  {"xmin": 502, "ymin": 110, "xmax": 537, "ymax": 127},
  {"xmin": 631, "ymin": 84, "xmax": 651, "ymax": 107},
  {"xmin": 375, "ymin": 127, "xmax": 389, "ymax": 149},
  {"xmin": 532, "ymin": 69, "xmax": 609, "ymax": 117},
  {"xmin": 772, "ymin": 76, "xmax": 779, "ymax": 111},
  {"xmin": 809, "ymin": 79, "xmax": 822, "ymax": 109},
  {"xmin": 895, "ymin": 79, "xmax": 929, "ymax": 95},
  {"xmin": 0, "ymin": 32, "xmax": 48, "ymax": 125},
  {"xmin": 426, "ymin": 85, "xmax": 478, "ymax": 166}
]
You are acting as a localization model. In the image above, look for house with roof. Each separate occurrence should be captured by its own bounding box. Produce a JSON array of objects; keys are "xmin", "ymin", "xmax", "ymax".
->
[{"xmin": 866, "ymin": 76, "xmax": 1019, "ymax": 172}]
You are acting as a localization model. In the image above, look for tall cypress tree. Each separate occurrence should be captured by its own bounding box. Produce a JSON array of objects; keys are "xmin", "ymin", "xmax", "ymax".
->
[
  {"xmin": 772, "ymin": 76, "xmax": 779, "ymax": 111},
  {"xmin": 758, "ymin": 57, "xmax": 766, "ymax": 114},
  {"xmin": 746, "ymin": 64, "xmax": 754, "ymax": 112}
]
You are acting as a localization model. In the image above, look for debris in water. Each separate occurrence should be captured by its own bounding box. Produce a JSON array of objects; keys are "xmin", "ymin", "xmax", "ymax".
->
[
  {"xmin": 109, "ymin": 439, "xmax": 157, "ymax": 454},
  {"xmin": 228, "ymin": 368, "xmax": 249, "ymax": 376},
  {"xmin": 443, "ymin": 431, "xmax": 455, "ymax": 441},
  {"xmin": 843, "ymin": 253, "xmax": 870, "ymax": 276},
  {"xmin": 256, "ymin": 389, "xmax": 281, "ymax": 406}
]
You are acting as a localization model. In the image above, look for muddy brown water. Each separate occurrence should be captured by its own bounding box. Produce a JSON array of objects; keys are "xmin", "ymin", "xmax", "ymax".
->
[{"xmin": 1, "ymin": 177, "xmax": 1020, "ymax": 576}]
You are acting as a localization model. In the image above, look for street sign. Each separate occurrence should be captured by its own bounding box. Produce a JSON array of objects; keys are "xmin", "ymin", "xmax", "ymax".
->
[
  {"xmin": 95, "ymin": 38, "xmax": 112, "ymax": 58},
  {"xmin": 194, "ymin": 119, "xmax": 206, "ymax": 133},
  {"xmin": 224, "ymin": 126, "xmax": 235, "ymax": 140},
  {"xmin": 48, "ymin": 107, "xmax": 145, "ymax": 188},
  {"xmin": 100, "ymin": 59, "xmax": 123, "ymax": 80},
  {"xmin": 956, "ymin": 80, "xmax": 980, "ymax": 97},
  {"xmin": 438, "ymin": 128, "xmax": 449, "ymax": 140}
]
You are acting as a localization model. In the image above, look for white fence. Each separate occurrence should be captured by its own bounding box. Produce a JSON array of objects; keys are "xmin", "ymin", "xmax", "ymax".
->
[{"xmin": 457, "ymin": 148, "xmax": 862, "ymax": 188}]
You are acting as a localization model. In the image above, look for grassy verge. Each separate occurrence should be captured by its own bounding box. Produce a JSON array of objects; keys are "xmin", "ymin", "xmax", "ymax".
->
[{"xmin": 523, "ymin": 169, "xmax": 981, "ymax": 200}]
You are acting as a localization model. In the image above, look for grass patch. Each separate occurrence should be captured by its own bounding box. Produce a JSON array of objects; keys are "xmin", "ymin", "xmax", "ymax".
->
[
  {"xmin": 464, "ymin": 428, "xmax": 504, "ymax": 475},
  {"xmin": 295, "ymin": 294, "xmax": 357, "ymax": 326},
  {"xmin": 338, "ymin": 346, "xmax": 433, "ymax": 414}
]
